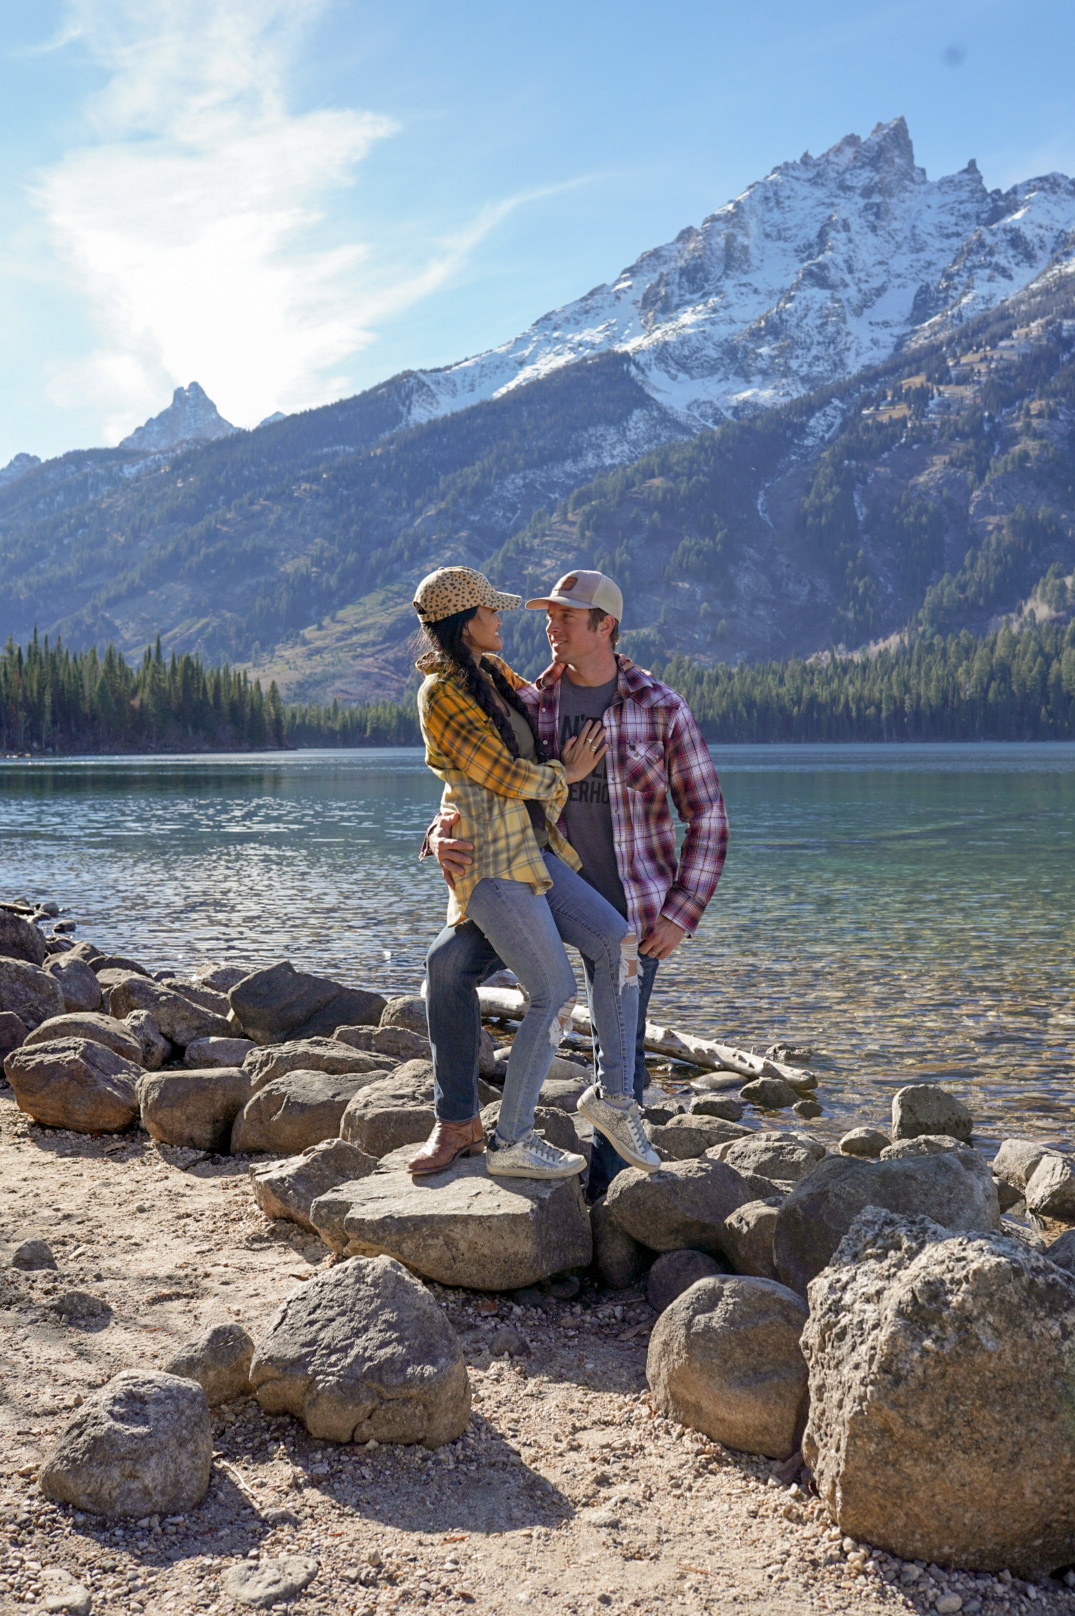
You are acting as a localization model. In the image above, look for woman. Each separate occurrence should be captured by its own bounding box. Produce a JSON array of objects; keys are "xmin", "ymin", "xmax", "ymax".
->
[{"xmin": 410, "ymin": 565, "xmax": 659, "ymax": 1181}]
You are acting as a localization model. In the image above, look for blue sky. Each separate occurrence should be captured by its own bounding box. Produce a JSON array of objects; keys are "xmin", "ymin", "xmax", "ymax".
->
[{"xmin": 1, "ymin": 0, "xmax": 1073, "ymax": 466}]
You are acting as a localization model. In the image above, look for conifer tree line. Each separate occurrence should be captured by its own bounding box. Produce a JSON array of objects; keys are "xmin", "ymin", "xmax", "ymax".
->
[
  {"xmin": 2, "ymin": 618, "xmax": 1073, "ymax": 755},
  {"xmin": 0, "ymin": 633, "xmax": 419, "ymax": 754}
]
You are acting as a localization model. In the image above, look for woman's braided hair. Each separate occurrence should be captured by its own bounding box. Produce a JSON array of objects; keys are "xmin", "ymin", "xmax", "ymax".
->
[{"xmin": 422, "ymin": 608, "xmax": 549, "ymax": 762}]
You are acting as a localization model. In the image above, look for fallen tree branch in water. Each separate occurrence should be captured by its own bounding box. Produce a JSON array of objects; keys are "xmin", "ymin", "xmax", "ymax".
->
[{"xmin": 476, "ymin": 986, "xmax": 815, "ymax": 1088}]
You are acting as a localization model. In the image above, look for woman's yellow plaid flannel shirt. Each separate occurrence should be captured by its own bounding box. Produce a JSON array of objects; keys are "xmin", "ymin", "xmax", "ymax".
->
[{"xmin": 416, "ymin": 652, "xmax": 581, "ymax": 927}]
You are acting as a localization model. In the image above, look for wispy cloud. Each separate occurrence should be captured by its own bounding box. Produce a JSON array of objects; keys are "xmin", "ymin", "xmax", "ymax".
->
[{"xmin": 34, "ymin": 0, "xmax": 520, "ymax": 440}]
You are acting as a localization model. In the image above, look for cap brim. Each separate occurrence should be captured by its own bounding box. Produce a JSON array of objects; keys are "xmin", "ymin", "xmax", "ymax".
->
[
  {"xmin": 491, "ymin": 591, "xmax": 522, "ymax": 612},
  {"xmin": 525, "ymin": 592, "xmax": 592, "ymax": 611}
]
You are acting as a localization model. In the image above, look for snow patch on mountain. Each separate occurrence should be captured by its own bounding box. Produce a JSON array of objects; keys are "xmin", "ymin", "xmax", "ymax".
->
[
  {"xmin": 406, "ymin": 119, "xmax": 1075, "ymax": 434},
  {"xmin": 120, "ymin": 383, "xmax": 237, "ymax": 454}
]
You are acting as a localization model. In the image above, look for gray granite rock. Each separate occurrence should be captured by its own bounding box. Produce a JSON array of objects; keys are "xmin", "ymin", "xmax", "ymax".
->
[
  {"xmin": 123, "ymin": 1010, "xmax": 171, "ymax": 1070},
  {"xmin": 43, "ymin": 955, "xmax": 102, "ymax": 1013},
  {"xmin": 0, "ymin": 1009, "xmax": 27, "ymax": 1059},
  {"xmin": 108, "ymin": 976, "xmax": 231, "ymax": 1046},
  {"xmin": 838, "ymin": 1127, "xmax": 890, "ymax": 1158},
  {"xmin": 0, "ymin": 958, "xmax": 65, "ymax": 1031},
  {"xmin": 249, "ymin": 1255, "xmax": 470, "ymax": 1445},
  {"xmin": 24, "ymin": 1012, "xmax": 142, "ymax": 1064},
  {"xmin": 163, "ymin": 1321, "xmax": 254, "ymax": 1406},
  {"xmin": 891, "ymin": 1083, "xmax": 973, "ymax": 1142},
  {"xmin": 802, "ymin": 1208, "xmax": 1075, "ymax": 1573},
  {"xmin": 312, "ymin": 1155, "xmax": 592, "ymax": 1292},
  {"xmin": 602, "ymin": 1157, "xmax": 752, "ymax": 1256},
  {"xmin": 338, "ymin": 1062, "xmax": 437, "ymax": 1157},
  {"xmin": 648, "ymin": 1276, "xmax": 809, "ymax": 1460},
  {"xmin": 719, "ymin": 1198, "xmax": 782, "ymax": 1280},
  {"xmin": 773, "ymin": 1147, "xmax": 1001, "ymax": 1295},
  {"xmin": 243, "ymin": 1037, "xmax": 387, "ymax": 1094},
  {"xmin": 140, "ymin": 1067, "xmax": 252, "ymax": 1152},
  {"xmin": 232, "ymin": 1068, "xmax": 388, "ymax": 1155},
  {"xmin": 229, "ymin": 961, "xmax": 385, "ymax": 1046},
  {"xmin": 184, "ymin": 1035, "xmax": 256, "ymax": 1068},
  {"xmin": 646, "ymin": 1249, "xmax": 726, "ymax": 1313},
  {"xmin": 250, "ymin": 1138, "xmax": 378, "ymax": 1231},
  {"xmin": 1025, "ymin": 1153, "xmax": 1075, "ymax": 1222},
  {"xmin": 0, "ymin": 910, "xmax": 47, "ymax": 966},
  {"xmin": 38, "ymin": 1371, "xmax": 212, "ymax": 1516},
  {"xmin": 4, "ymin": 1037, "xmax": 141, "ymax": 1132}
]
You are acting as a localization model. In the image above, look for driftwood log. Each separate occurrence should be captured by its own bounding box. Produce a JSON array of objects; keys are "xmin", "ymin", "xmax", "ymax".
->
[{"xmin": 476, "ymin": 986, "xmax": 815, "ymax": 1090}]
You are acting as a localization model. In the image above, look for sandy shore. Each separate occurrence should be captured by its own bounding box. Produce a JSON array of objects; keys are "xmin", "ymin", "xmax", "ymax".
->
[{"xmin": 1, "ymin": 1090, "xmax": 1072, "ymax": 1616}]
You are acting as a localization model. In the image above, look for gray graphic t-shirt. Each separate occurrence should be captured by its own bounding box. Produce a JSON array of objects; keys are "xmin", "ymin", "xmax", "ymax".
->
[{"xmin": 558, "ymin": 673, "xmax": 627, "ymax": 919}]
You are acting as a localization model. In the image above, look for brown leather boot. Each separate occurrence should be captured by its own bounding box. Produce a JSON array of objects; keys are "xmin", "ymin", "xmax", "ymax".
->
[{"xmin": 407, "ymin": 1115, "xmax": 485, "ymax": 1176}]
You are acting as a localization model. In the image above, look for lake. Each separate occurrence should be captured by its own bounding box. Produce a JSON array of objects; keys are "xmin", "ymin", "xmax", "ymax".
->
[{"xmin": 2, "ymin": 743, "xmax": 1073, "ymax": 1152}]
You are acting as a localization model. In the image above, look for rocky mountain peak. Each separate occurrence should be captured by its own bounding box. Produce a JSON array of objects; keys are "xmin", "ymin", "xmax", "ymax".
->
[
  {"xmin": 120, "ymin": 383, "xmax": 237, "ymax": 455},
  {"xmin": 0, "ymin": 452, "xmax": 42, "ymax": 489}
]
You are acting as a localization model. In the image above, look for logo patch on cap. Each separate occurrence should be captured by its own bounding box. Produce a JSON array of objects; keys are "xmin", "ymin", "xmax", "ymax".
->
[{"xmin": 558, "ymin": 574, "xmax": 578, "ymax": 590}]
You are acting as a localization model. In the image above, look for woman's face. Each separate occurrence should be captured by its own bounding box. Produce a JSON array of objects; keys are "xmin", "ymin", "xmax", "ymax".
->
[{"xmin": 463, "ymin": 605, "xmax": 503, "ymax": 655}]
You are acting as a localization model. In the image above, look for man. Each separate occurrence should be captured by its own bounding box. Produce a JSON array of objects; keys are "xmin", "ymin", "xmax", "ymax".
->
[{"xmin": 411, "ymin": 569, "xmax": 729, "ymax": 1195}]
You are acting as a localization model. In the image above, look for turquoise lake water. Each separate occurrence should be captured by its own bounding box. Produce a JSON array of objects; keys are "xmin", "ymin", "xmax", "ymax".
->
[{"xmin": 1, "ymin": 743, "xmax": 1073, "ymax": 1150}]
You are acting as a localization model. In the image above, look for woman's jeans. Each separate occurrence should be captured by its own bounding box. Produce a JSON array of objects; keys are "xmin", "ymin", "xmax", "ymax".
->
[{"xmin": 465, "ymin": 851, "xmax": 639, "ymax": 1144}]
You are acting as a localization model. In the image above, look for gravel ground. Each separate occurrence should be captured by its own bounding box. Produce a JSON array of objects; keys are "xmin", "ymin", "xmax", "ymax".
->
[{"xmin": 1, "ymin": 1089, "xmax": 1074, "ymax": 1616}]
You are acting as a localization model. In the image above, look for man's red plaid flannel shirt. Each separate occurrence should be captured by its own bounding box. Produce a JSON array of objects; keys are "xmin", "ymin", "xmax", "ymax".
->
[{"xmin": 519, "ymin": 656, "xmax": 729, "ymax": 941}]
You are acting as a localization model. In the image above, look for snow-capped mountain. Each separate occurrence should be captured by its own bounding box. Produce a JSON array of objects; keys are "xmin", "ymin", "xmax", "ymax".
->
[
  {"xmin": 120, "ymin": 382, "xmax": 236, "ymax": 454},
  {"xmin": 404, "ymin": 118, "xmax": 1075, "ymax": 432}
]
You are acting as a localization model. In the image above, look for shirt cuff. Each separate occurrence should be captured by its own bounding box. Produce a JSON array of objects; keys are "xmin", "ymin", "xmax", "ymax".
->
[{"xmin": 660, "ymin": 886, "xmax": 703, "ymax": 935}]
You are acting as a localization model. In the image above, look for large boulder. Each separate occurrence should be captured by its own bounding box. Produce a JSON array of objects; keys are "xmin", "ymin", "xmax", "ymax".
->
[
  {"xmin": 649, "ymin": 1115, "xmax": 752, "ymax": 1160},
  {"xmin": 250, "ymin": 1139, "xmax": 379, "ymax": 1231},
  {"xmin": 646, "ymin": 1249, "xmax": 726, "ymax": 1314},
  {"xmin": 0, "ymin": 910, "xmax": 46, "ymax": 966},
  {"xmin": 311, "ymin": 1156, "xmax": 592, "ymax": 1291},
  {"xmin": 891, "ymin": 1083, "xmax": 973, "ymax": 1142},
  {"xmin": 163, "ymin": 1322, "xmax": 254, "ymax": 1407},
  {"xmin": 719, "ymin": 1198, "xmax": 782, "ymax": 1280},
  {"xmin": 338, "ymin": 1062, "xmax": 436, "ymax": 1158},
  {"xmin": 43, "ymin": 954, "xmax": 102, "ymax": 1013},
  {"xmin": 715, "ymin": 1131, "xmax": 825, "ymax": 1188},
  {"xmin": 1025, "ymin": 1153, "xmax": 1075, "ymax": 1221},
  {"xmin": 379, "ymin": 995, "xmax": 428, "ymax": 1036},
  {"xmin": 602, "ymin": 1158, "xmax": 752, "ymax": 1257},
  {"xmin": 140, "ymin": 1068, "xmax": 252, "ymax": 1152},
  {"xmin": 647, "ymin": 1276, "xmax": 809, "ymax": 1460},
  {"xmin": 243, "ymin": 1038, "xmax": 388, "ymax": 1094},
  {"xmin": 802, "ymin": 1208, "xmax": 1075, "ymax": 1574},
  {"xmin": 0, "ymin": 958, "xmax": 65, "ymax": 1031},
  {"xmin": 993, "ymin": 1137, "xmax": 1062, "ymax": 1192},
  {"xmin": 24, "ymin": 1012, "xmax": 142, "ymax": 1065},
  {"xmin": 229, "ymin": 962, "xmax": 385, "ymax": 1046},
  {"xmin": 4, "ymin": 1038, "xmax": 141, "ymax": 1132},
  {"xmin": 108, "ymin": 977, "xmax": 231, "ymax": 1046},
  {"xmin": 231, "ymin": 1068, "xmax": 388, "ymax": 1155},
  {"xmin": 772, "ymin": 1148, "xmax": 1000, "ymax": 1295},
  {"xmin": 38, "ymin": 1371, "xmax": 212, "ymax": 1517},
  {"xmin": 249, "ymin": 1256, "xmax": 470, "ymax": 1445},
  {"xmin": 168, "ymin": 979, "xmax": 232, "ymax": 1017}
]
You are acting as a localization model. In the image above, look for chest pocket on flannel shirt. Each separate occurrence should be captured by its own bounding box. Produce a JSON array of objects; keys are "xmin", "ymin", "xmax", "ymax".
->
[{"xmin": 623, "ymin": 741, "xmax": 666, "ymax": 794}]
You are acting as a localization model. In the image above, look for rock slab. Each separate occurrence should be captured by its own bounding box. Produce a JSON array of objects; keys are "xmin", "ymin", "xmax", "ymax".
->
[
  {"xmin": 802, "ymin": 1208, "xmax": 1075, "ymax": 1574},
  {"xmin": 311, "ymin": 1156, "xmax": 592, "ymax": 1291},
  {"xmin": 251, "ymin": 1138, "xmax": 379, "ymax": 1231},
  {"xmin": 5, "ymin": 1037, "xmax": 141, "ymax": 1132},
  {"xmin": 225, "ymin": 1556, "xmax": 319, "ymax": 1609},
  {"xmin": 772, "ymin": 1148, "xmax": 1000, "ymax": 1294},
  {"xmin": 647, "ymin": 1276, "xmax": 809, "ymax": 1460},
  {"xmin": 38, "ymin": 1370, "xmax": 212, "ymax": 1517},
  {"xmin": 249, "ymin": 1255, "xmax": 470, "ymax": 1445}
]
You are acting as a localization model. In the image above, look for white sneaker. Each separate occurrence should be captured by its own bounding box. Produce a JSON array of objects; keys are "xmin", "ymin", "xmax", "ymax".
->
[
  {"xmin": 486, "ymin": 1129, "xmax": 586, "ymax": 1180},
  {"xmin": 577, "ymin": 1085, "xmax": 660, "ymax": 1172}
]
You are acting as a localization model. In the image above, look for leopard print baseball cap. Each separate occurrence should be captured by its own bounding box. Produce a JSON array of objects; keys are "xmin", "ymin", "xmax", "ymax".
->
[{"xmin": 413, "ymin": 567, "xmax": 522, "ymax": 623}]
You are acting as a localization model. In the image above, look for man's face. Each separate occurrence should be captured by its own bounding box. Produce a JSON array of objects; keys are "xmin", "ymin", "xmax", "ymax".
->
[{"xmin": 546, "ymin": 603, "xmax": 604, "ymax": 663}]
